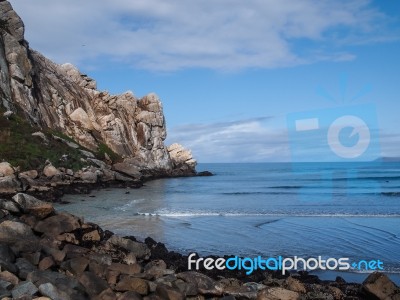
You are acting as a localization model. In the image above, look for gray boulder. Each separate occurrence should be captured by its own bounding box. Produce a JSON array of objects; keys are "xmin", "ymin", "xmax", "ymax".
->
[
  {"xmin": 12, "ymin": 193, "xmax": 54, "ymax": 219},
  {"xmin": 362, "ymin": 272, "xmax": 400, "ymax": 300},
  {"xmin": 107, "ymin": 235, "xmax": 150, "ymax": 259}
]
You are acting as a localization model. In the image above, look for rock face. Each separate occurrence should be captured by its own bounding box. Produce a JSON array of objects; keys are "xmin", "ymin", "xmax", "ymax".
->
[{"xmin": 0, "ymin": 1, "xmax": 195, "ymax": 176}]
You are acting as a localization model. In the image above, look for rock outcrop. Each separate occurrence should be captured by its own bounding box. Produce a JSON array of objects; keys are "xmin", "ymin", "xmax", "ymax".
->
[{"xmin": 0, "ymin": 1, "xmax": 195, "ymax": 177}]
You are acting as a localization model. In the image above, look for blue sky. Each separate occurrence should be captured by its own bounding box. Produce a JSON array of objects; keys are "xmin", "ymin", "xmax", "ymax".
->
[{"xmin": 9, "ymin": 0, "xmax": 400, "ymax": 162}]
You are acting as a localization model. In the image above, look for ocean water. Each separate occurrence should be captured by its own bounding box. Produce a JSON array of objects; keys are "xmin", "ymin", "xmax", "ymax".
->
[{"xmin": 56, "ymin": 163, "xmax": 400, "ymax": 284}]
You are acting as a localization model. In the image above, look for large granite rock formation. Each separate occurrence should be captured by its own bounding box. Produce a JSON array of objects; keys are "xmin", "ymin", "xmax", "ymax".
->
[{"xmin": 0, "ymin": 0, "xmax": 195, "ymax": 176}]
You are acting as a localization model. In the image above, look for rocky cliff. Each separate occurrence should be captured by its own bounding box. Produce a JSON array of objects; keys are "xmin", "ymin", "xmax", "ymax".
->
[{"xmin": 0, "ymin": 1, "xmax": 196, "ymax": 180}]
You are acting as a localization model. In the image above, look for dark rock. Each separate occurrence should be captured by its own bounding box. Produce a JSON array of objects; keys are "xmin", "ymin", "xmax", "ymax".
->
[
  {"xmin": 0, "ymin": 220, "xmax": 37, "ymax": 244},
  {"xmin": 39, "ymin": 282, "xmax": 72, "ymax": 300},
  {"xmin": 34, "ymin": 212, "xmax": 81, "ymax": 236},
  {"xmin": 144, "ymin": 260, "xmax": 171, "ymax": 279},
  {"xmin": 0, "ymin": 270, "xmax": 19, "ymax": 286},
  {"xmin": 11, "ymin": 193, "xmax": 54, "ymax": 219},
  {"xmin": 38, "ymin": 256, "xmax": 55, "ymax": 270},
  {"xmin": 82, "ymin": 229, "xmax": 101, "ymax": 242},
  {"xmin": 108, "ymin": 235, "xmax": 150, "ymax": 259},
  {"xmin": 21, "ymin": 251, "xmax": 41, "ymax": 266},
  {"xmin": 93, "ymin": 288, "xmax": 118, "ymax": 300},
  {"xmin": 89, "ymin": 260, "xmax": 109, "ymax": 278},
  {"xmin": 0, "ymin": 175, "xmax": 20, "ymax": 194},
  {"xmin": 283, "ymin": 276, "xmax": 306, "ymax": 294},
  {"xmin": 108, "ymin": 262, "xmax": 142, "ymax": 275},
  {"xmin": 335, "ymin": 276, "xmax": 346, "ymax": 284},
  {"xmin": 257, "ymin": 287, "xmax": 300, "ymax": 300},
  {"xmin": 0, "ymin": 287, "xmax": 11, "ymax": 298},
  {"xmin": 106, "ymin": 269, "xmax": 120, "ymax": 286},
  {"xmin": 196, "ymin": 171, "xmax": 213, "ymax": 177},
  {"xmin": 177, "ymin": 271, "xmax": 221, "ymax": 295},
  {"xmin": 61, "ymin": 257, "xmax": 89, "ymax": 276},
  {"xmin": 11, "ymin": 281, "xmax": 38, "ymax": 299},
  {"xmin": 116, "ymin": 277, "xmax": 149, "ymax": 295},
  {"xmin": 156, "ymin": 283, "xmax": 184, "ymax": 300},
  {"xmin": 89, "ymin": 253, "xmax": 113, "ymax": 266},
  {"xmin": 63, "ymin": 244, "xmax": 90, "ymax": 259},
  {"xmin": 78, "ymin": 271, "xmax": 109, "ymax": 297},
  {"xmin": 15, "ymin": 258, "xmax": 36, "ymax": 280},
  {"xmin": 40, "ymin": 238, "xmax": 65, "ymax": 263},
  {"xmin": 27, "ymin": 270, "xmax": 85, "ymax": 295},
  {"xmin": 117, "ymin": 291, "xmax": 143, "ymax": 300},
  {"xmin": 0, "ymin": 278, "xmax": 13, "ymax": 290},
  {"xmin": 362, "ymin": 272, "xmax": 400, "ymax": 300},
  {"xmin": 0, "ymin": 198, "xmax": 20, "ymax": 213},
  {"xmin": 0, "ymin": 243, "xmax": 15, "ymax": 263}
]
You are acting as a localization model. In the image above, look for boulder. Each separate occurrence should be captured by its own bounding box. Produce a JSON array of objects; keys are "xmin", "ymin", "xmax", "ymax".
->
[
  {"xmin": 80, "ymin": 170, "xmax": 98, "ymax": 183},
  {"xmin": 0, "ymin": 162, "xmax": 14, "ymax": 176},
  {"xmin": 27, "ymin": 270, "xmax": 85, "ymax": 296},
  {"xmin": 0, "ymin": 198, "xmax": 20, "ymax": 213},
  {"xmin": 94, "ymin": 288, "xmax": 117, "ymax": 300},
  {"xmin": 257, "ymin": 287, "xmax": 300, "ymax": 300},
  {"xmin": 115, "ymin": 277, "xmax": 149, "ymax": 295},
  {"xmin": 19, "ymin": 170, "xmax": 39, "ymax": 179},
  {"xmin": 0, "ymin": 175, "xmax": 20, "ymax": 193},
  {"xmin": 0, "ymin": 270, "xmax": 19, "ymax": 286},
  {"xmin": 38, "ymin": 256, "xmax": 55, "ymax": 271},
  {"xmin": 107, "ymin": 235, "xmax": 150, "ymax": 259},
  {"xmin": 61, "ymin": 257, "xmax": 89, "ymax": 276},
  {"xmin": 15, "ymin": 258, "xmax": 36, "ymax": 279},
  {"xmin": 0, "ymin": 244, "xmax": 16, "ymax": 274},
  {"xmin": 0, "ymin": 220, "xmax": 37, "ymax": 243},
  {"xmin": 12, "ymin": 193, "xmax": 54, "ymax": 219},
  {"xmin": 78, "ymin": 271, "xmax": 109, "ymax": 297},
  {"xmin": 34, "ymin": 213, "xmax": 80, "ymax": 236},
  {"xmin": 362, "ymin": 272, "xmax": 400, "ymax": 300},
  {"xmin": 43, "ymin": 164, "xmax": 61, "ymax": 178},
  {"xmin": 168, "ymin": 144, "xmax": 197, "ymax": 170},
  {"xmin": 3, "ymin": 111, "xmax": 13, "ymax": 119},
  {"xmin": 113, "ymin": 162, "xmax": 141, "ymax": 179},
  {"xmin": 11, "ymin": 281, "xmax": 38, "ymax": 299},
  {"xmin": 284, "ymin": 277, "xmax": 306, "ymax": 294},
  {"xmin": 117, "ymin": 291, "xmax": 143, "ymax": 300},
  {"xmin": 177, "ymin": 272, "xmax": 220, "ymax": 295},
  {"xmin": 156, "ymin": 283, "xmax": 185, "ymax": 300},
  {"xmin": 32, "ymin": 131, "xmax": 48, "ymax": 143},
  {"xmin": 82, "ymin": 229, "xmax": 101, "ymax": 242},
  {"xmin": 108, "ymin": 262, "xmax": 142, "ymax": 275},
  {"xmin": 39, "ymin": 282, "xmax": 71, "ymax": 300}
]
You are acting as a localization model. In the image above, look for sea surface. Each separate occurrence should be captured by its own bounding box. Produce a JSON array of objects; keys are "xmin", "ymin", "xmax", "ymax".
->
[{"xmin": 56, "ymin": 163, "xmax": 400, "ymax": 284}]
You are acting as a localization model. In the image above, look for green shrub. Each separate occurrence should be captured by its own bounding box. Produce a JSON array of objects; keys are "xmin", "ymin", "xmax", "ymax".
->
[{"xmin": 0, "ymin": 107, "xmax": 87, "ymax": 171}]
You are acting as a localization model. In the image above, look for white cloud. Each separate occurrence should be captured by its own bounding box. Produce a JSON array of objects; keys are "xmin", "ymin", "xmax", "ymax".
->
[
  {"xmin": 166, "ymin": 118, "xmax": 400, "ymax": 163},
  {"xmin": 166, "ymin": 118, "xmax": 290, "ymax": 162},
  {"xmin": 8, "ymin": 0, "xmax": 396, "ymax": 71}
]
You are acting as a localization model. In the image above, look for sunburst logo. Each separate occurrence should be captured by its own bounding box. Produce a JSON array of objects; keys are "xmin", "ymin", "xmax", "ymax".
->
[
  {"xmin": 287, "ymin": 75, "xmax": 380, "ymax": 162},
  {"xmin": 286, "ymin": 75, "xmax": 381, "ymax": 201}
]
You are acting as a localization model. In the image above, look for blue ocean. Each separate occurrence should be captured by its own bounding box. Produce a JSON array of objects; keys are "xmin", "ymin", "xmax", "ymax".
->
[{"xmin": 56, "ymin": 163, "xmax": 400, "ymax": 284}]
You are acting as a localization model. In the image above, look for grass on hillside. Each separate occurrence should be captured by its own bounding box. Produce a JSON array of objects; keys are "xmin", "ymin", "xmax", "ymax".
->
[{"xmin": 0, "ymin": 107, "xmax": 121, "ymax": 171}]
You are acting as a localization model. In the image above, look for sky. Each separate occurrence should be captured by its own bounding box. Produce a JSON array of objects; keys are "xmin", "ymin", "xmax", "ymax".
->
[{"xmin": 8, "ymin": 0, "xmax": 400, "ymax": 162}]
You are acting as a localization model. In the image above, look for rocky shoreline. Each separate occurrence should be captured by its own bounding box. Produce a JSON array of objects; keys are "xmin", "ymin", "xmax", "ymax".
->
[
  {"xmin": 0, "ymin": 193, "xmax": 399, "ymax": 300},
  {"xmin": 0, "ymin": 158, "xmax": 212, "ymax": 202}
]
